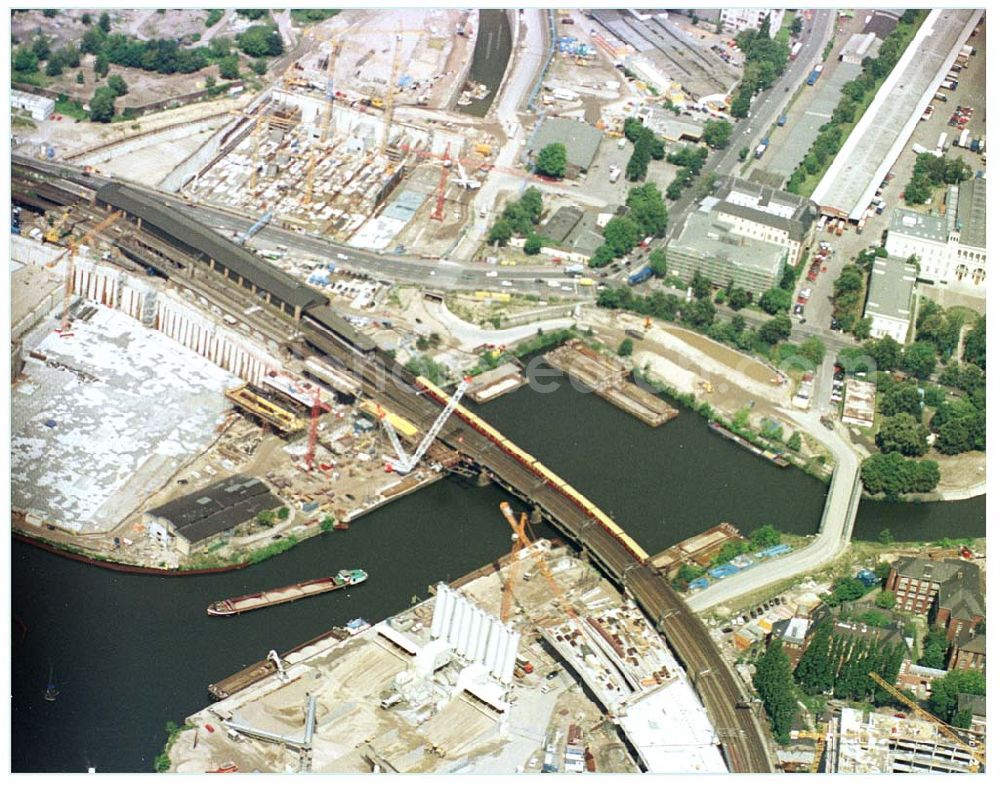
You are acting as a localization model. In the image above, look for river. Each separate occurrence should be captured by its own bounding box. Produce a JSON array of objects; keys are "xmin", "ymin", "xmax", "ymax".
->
[
  {"xmin": 11, "ymin": 364, "xmax": 984, "ymax": 772},
  {"xmin": 455, "ymin": 9, "xmax": 512, "ymax": 118}
]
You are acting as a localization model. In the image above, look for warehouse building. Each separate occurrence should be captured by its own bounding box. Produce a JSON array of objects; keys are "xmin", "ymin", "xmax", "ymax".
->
[
  {"xmin": 863, "ymin": 255, "xmax": 917, "ymax": 344},
  {"xmin": 144, "ymin": 475, "xmax": 283, "ymax": 555},
  {"xmin": 11, "ymin": 89, "xmax": 54, "ymax": 121},
  {"xmin": 526, "ymin": 118, "xmax": 603, "ymax": 177},
  {"xmin": 663, "ymin": 207, "xmax": 787, "ymax": 294},
  {"xmin": 709, "ymin": 176, "xmax": 817, "ymax": 266},
  {"xmin": 884, "ymin": 177, "xmax": 986, "ymax": 294}
]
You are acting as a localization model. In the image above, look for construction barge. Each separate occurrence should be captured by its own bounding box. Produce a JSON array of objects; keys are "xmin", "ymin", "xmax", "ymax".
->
[
  {"xmin": 708, "ymin": 421, "xmax": 790, "ymax": 467},
  {"xmin": 207, "ymin": 569, "xmax": 368, "ymax": 617},
  {"xmin": 545, "ymin": 341, "xmax": 678, "ymax": 427}
]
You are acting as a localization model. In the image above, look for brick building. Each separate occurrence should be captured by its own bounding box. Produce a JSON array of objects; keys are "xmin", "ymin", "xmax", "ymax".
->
[
  {"xmin": 885, "ymin": 558, "xmax": 984, "ymax": 640},
  {"xmin": 947, "ymin": 630, "xmax": 986, "ymax": 672}
]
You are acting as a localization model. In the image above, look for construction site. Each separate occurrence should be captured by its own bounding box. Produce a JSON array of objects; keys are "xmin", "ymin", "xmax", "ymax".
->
[
  {"xmin": 166, "ymin": 507, "xmax": 727, "ymax": 774},
  {"xmin": 9, "ymin": 206, "xmax": 468, "ymax": 568}
]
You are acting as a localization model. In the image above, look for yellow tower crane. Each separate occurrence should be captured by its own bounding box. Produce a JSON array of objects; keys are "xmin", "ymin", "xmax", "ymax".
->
[
  {"xmin": 867, "ymin": 672, "xmax": 984, "ymax": 772},
  {"xmin": 58, "ymin": 211, "xmax": 122, "ymax": 335},
  {"xmin": 499, "ymin": 502, "xmax": 582, "ymax": 626},
  {"xmin": 499, "ymin": 508, "xmax": 528, "ymax": 623}
]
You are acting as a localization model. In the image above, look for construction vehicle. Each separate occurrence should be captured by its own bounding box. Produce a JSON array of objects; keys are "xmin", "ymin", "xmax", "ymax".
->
[
  {"xmin": 699, "ymin": 381, "xmax": 714, "ymax": 394},
  {"xmin": 867, "ymin": 672, "xmax": 984, "ymax": 772},
  {"xmin": 58, "ymin": 211, "xmax": 123, "ymax": 336},
  {"xmin": 44, "ymin": 209, "xmax": 72, "ymax": 244}
]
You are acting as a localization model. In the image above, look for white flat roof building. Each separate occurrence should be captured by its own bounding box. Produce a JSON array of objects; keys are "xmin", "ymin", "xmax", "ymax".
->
[
  {"xmin": 864, "ymin": 255, "xmax": 917, "ymax": 344},
  {"xmin": 11, "ymin": 89, "xmax": 55, "ymax": 121}
]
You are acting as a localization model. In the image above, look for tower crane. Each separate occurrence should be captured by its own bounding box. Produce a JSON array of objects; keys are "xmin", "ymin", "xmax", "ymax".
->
[
  {"xmin": 379, "ymin": 27, "xmax": 404, "ymax": 162},
  {"xmin": 378, "ymin": 376, "xmax": 471, "ymax": 474},
  {"xmin": 58, "ymin": 211, "xmax": 122, "ymax": 336},
  {"xmin": 867, "ymin": 672, "xmax": 984, "ymax": 772},
  {"xmin": 320, "ymin": 35, "xmax": 341, "ymax": 143},
  {"xmin": 500, "ymin": 509, "xmax": 529, "ymax": 622},
  {"xmin": 430, "ymin": 144, "xmax": 452, "ymax": 222},
  {"xmin": 499, "ymin": 501, "xmax": 582, "ymax": 626}
]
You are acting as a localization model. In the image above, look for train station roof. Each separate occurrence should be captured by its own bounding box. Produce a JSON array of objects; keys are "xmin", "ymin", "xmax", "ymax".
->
[{"xmin": 96, "ymin": 182, "xmax": 326, "ymax": 311}]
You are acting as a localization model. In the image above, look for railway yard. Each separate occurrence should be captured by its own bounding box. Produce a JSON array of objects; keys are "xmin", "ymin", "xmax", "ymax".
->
[{"xmin": 9, "ymin": 6, "xmax": 988, "ymax": 778}]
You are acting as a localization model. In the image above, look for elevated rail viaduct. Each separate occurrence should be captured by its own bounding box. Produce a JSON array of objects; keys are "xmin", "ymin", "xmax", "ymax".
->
[{"xmin": 11, "ymin": 164, "xmax": 775, "ymax": 773}]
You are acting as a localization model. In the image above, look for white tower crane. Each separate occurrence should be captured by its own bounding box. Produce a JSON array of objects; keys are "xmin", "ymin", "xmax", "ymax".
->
[{"xmin": 379, "ymin": 377, "xmax": 471, "ymax": 474}]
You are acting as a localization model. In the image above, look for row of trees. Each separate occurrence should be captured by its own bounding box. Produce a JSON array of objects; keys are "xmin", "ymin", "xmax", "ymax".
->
[
  {"xmin": 730, "ymin": 21, "xmax": 791, "ymax": 118},
  {"xmin": 786, "ymin": 11, "xmax": 926, "ymax": 193},
  {"xmin": 589, "ymin": 183, "xmax": 668, "ymax": 267},
  {"xmin": 904, "ymin": 153, "xmax": 972, "ymax": 205},
  {"xmin": 793, "ymin": 621, "xmax": 909, "ymax": 704},
  {"xmin": 622, "ymin": 117, "xmax": 666, "ymax": 182},
  {"xmin": 753, "ymin": 642, "xmax": 797, "ymax": 744},
  {"xmin": 665, "ymin": 144, "xmax": 709, "ymax": 200}
]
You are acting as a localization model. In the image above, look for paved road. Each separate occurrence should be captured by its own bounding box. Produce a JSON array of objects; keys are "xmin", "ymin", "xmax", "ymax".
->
[
  {"xmin": 666, "ymin": 10, "xmax": 836, "ymax": 227},
  {"xmin": 687, "ymin": 410, "xmax": 862, "ymax": 612}
]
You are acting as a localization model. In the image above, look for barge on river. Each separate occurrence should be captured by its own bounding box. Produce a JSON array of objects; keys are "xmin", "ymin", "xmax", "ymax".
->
[
  {"xmin": 207, "ymin": 569, "xmax": 367, "ymax": 617},
  {"xmin": 708, "ymin": 421, "xmax": 790, "ymax": 467}
]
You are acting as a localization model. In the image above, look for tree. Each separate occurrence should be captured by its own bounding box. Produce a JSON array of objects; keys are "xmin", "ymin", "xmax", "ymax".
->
[
  {"xmin": 918, "ymin": 626, "xmax": 949, "ymax": 669},
  {"xmin": 589, "ymin": 244, "xmax": 615, "ymax": 268},
  {"xmin": 727, "ymin": 287, "xmax": 752, "ymax": 311},
  {"xmin": 81, "ymin": 12, "xmax": 92, "ymax": 25},
  {"xmin": 876, "ymin": 413, "xmax": 930, "ymax": 457},
  {"xmin": 107, "ymin": 74, "xmax": 128, "ymax": 96},
  {"xmin": 535, "ymin": 143, "xmax": 567, "ymax": 178},
  {"xmin": 218, "ymin": 55, "xmax": 240, "ymax": 80},
  {"xmin": 689, "ymin": 270, "xmax": 712, "ymax": 300},
  {"xmin": 95, "ymin": 53, "xmax": 110, "ymax": 78},
  {"xmin": 874, "ymin": 590, "xmax": 896, "ymax": 609},
  {"xmin": 236, "ymin": 24, "xmax": 284, "ymax": 57},
  {"xmin": 277, "ymin": 506, "xmax": 290, "ymax": 520},
  {"xmin": 681, "ymin": 298, "xmax": 716, "ymax": 330},
  {"xmin": 881, "ymin": 382, "xmax": 922, "ymax": 418},
  {"xmin": 962, "ymin": 315, "xmax": 985, "ymax": 369},
  {"xmin": 256, "ymin": 509, "xmax": 275, "ymax": 526},
  {"xmin": 523, "ymin": 234, "xmax": 543, "ymax": 255},
  {"xmin": 237, "ymin": 9, "xmax": 269, "ymax": 20},
  {"xmin": 320, "ymin": 516, "xmax": 335, "ymax": 533},
  {"xmin": 902, "ymin": 341, "xmax": 937, "ymax": 379},
  {"xmin": 758, "ymin": 314, "xmax": 792, "ymax": 345},
  {"xmin": 32, "ymin": 35, "xmax": 51, "ymax": 62},
  {"xmin": 738, "ymin": 146, "xmax": 750, "ymax": 161},
  {"xmin": 750, "ymin": 525, "xmax": 781, "ymax": 550},
  {"xmin": 753, "ymin": 641, "xmax": 797, "ymax": 744},
  {"xmin": 13, "ymin": 47, "xmax": 38, "ymax": 73},
  {"xmin": 58, "ymin": 44, "xmax": 81, "ymax": 68},
  {"xmin": 852, "ymin": 316, "xmax": 872, "ymax": 341},
  {"xmin": 759, "ymin": 286, "xmax": 791, "ymax": 315},
  {"xmin": 98, "ymin": 11, "xmax": 112, "ymax": 33},
  {"xmin": 702, "ymin": 119, "xmax": 733, "ymax": 149},
  {"xmin": 617, "ymin": 338, "xmax": 634, "ymax": 357},
  {"xmin": 828, "ymin": 577, "xmax": 867, "ymax": 604},
  {"xmin": 648, "ymin": 248, "xmax": 667, "ymax": 278},
  {"xmin": 487, "ymin": 219, "xmax": 512, "ymax": 247},
  {"xmin": 602, "ymin": 216, "xmax": 640, "ymax": 256},
  {"xmin": 625, "ymin": 183, "xmax": 668, "ymax": 237},
  {"xmin": 790, "ymin": 16, "xmax": 803, "ymax": 36},
  {"xmin": 927, "ymin": 670, "xmax": 985, "ymax": 724},
  {"xmin": 878, "ymin": 527, "xmax": 894, "ymax": 545},
  {"xmin": 794, "ymin": 621, "xmax": 834, "ymax": 694},
  {"xmin": 76, "ymin": 71, "xmax": 85, "ymax": 84},
  {"xmin": 863, "ymin": 335, "xmax": 902, "ymax": 372},
  {"xmin": 88, "ymin": 87, "xmax": 116, "ymax": 123},
  {"xmin": 251, "ymin": 57, "xmax": 268, "ymax": 75},
  {"xmin": 798, "ymin": 336, "xmax": 826, "ymax": 367},
  {"xmin": 45, "ymin": 57, "xmax": 63, "ymax": 77},
  {"xmin": 786, "ymin": 431, "xmax": 802, "ymax": 452}
]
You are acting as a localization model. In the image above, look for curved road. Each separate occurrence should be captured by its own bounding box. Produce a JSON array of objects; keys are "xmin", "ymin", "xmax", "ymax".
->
[{"xmin": 687, "ymin": 410, "xmax": 862, "ymax": 613}]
